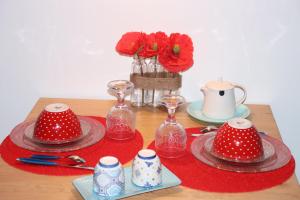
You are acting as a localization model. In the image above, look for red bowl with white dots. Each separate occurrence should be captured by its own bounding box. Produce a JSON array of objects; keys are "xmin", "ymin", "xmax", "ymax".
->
[
  {"xmin": 33, "ymin": 103, "xmax": 82, "ymax": 144},
  {"xmin": 211, "ymin": 118, "xmax": 264, "ymax": 162}
]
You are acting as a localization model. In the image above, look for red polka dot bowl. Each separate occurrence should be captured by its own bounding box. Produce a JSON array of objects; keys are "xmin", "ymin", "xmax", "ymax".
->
[
  {"xmin": 211, "ymin": 118, "xmax": 264, "ymax": 162},
  {"xmin": 33, "ymin": 103, "xmax": 83, "ymax": 144}
]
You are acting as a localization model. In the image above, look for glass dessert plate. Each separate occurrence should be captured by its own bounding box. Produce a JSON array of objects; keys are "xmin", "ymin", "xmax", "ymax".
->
[
  {"xmin": 191, "ymin": 133, "xmax": 291, "ymax": 173},
  {"xmin": 10, "ymin": 116, "xmax": 105, "ymax": 152},
  {"xmin": 23, "ymin": 119, "xmax": 91, "ymax": 145},
  {"xmin": 204, "ymin": 136, "xmax": 276, "ymax": 164}
]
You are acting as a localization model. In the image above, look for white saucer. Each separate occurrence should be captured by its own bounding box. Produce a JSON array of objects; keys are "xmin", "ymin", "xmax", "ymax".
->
[{"xmin": 187, "ymin": 100, "xmax": 250, "ymax": 124}]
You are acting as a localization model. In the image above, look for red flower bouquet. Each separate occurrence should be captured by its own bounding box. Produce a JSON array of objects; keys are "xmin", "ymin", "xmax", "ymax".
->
[{"xmin": 115, "ymin": 31, "xmax": 194, "ymax": 107}]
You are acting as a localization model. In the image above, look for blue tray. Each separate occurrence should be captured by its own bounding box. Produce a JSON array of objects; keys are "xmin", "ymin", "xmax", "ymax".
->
[{"xmin": 73, "ymin": 165, "xmax": 181, "ymax": 200}]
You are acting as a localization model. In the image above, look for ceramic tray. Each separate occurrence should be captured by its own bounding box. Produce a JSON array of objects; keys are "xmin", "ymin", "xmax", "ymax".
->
[{"xmin": 73, "ymin": 165, "xmax": 181, "ymax": 200}]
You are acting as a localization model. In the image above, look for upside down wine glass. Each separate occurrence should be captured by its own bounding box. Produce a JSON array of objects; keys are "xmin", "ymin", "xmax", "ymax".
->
[
  {"xmin": 106, "ymin": 80, "xmax": 136, "ymax": 140},
  {"xmin": 155, "ymin": 95, "xmax": 187, "ymax": 158}
]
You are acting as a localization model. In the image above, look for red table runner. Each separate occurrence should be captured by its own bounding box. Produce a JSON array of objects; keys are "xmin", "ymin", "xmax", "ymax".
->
[
  {"xmin": 148, "ymin": 127, "xmax": 295, "ymax": 193},
  {"xmin": 0, "ymin": 116, "xmax": 144, "ymax": 176}
]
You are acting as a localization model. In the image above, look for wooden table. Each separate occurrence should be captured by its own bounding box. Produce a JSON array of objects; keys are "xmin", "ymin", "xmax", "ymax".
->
[{"xmin": 1, "ymin": 98, "xmax": 300, "ymax": 200}]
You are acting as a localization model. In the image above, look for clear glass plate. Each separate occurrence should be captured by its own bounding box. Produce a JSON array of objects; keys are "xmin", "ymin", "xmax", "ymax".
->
[
  {"xmin": 23, "ymin": 120, "xmax": 91, "ymax": 145},
  {"xmin": 204, "ymin": 136, "xmax": 276, "ymax": 164},
  {"xmin": 10, "ymin": 116, "xmax": 105, "ymax": 152},
  {"xmin": 191, "ymin": 133, "xmax": 291, "ymax": 173}
]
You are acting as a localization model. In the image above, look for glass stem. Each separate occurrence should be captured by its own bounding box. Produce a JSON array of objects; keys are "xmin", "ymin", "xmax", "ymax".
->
[
  {"xmin": 167, "ymin": 108, "xmax": 176, "ymax": 123},
  {"xmin": 116, "ymin": 92, "xmax": 125, "ymax": 107}
]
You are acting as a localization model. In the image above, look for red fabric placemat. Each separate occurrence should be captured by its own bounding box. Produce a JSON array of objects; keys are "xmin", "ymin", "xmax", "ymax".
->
[
  {"xmin": 1, "ymin": 116, "xmax": 143, "ymax": 176},
  {"xmin": 148, "ymin": 127, "xmax": 295, "ymax": 193}
]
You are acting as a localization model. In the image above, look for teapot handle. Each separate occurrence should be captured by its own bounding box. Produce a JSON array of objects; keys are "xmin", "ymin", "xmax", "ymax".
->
[
  {"xmin": 200, "ymin": 87, "xmax": 207, "ymax": 96},
  {"xmin": 233, "ymin": 84, "xmax": 247, "ymax": 106}
]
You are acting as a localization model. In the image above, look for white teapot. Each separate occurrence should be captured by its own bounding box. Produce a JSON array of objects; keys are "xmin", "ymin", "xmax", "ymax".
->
[{"xmin": 201, "ymin": 79, "xmax": 247, "ymax": 119}]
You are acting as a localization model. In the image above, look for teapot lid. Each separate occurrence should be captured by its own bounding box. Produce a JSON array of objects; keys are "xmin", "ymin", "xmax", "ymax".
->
[{"xmin": 205, "ymin": 79, "xmax": 234, "ymax": 90}]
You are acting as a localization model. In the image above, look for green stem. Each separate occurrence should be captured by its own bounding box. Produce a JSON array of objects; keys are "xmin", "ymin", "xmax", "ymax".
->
[
  {"xmin": 137, "ymin": 55, "xmax": 144, "ymax": 105},
  {"xmin": 152, "ymin": 56, "xmax": 157, "ymax": 105},
  {"xmin": 137, "ymin": 55, "xmax": 144, "ymax": 75},
  {"xmin": 169, "ymin": 72, "xmax": 176, "ymax": 94}
]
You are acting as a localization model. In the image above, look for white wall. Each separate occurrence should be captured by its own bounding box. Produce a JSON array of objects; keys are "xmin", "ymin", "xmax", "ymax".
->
[{"xmin": 1, "ymin": 0, "xmax": 299, "ymax": 178}]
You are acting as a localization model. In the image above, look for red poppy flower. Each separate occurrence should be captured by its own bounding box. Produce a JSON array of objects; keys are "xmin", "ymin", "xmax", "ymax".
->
[
  {"xmin": 158, "ymin": 33, "xmax": 194, "ymax": 73},
  {"xmin": 138, "ymin": 31, "xmax": 168, "ymax": 58},
  {"xmin": 115, "ymin": 32, "xmax": 146, "ymax": 56}
]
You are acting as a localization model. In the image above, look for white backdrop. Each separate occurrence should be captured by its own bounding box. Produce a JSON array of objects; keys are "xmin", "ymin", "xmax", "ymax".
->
[{"xmin": 1, "ymin": 0, "xmax": 300, "ymax": 178}]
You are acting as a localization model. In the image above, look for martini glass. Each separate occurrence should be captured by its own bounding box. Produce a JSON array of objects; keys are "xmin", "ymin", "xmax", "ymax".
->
[
  {"xmin": 106, "ymin": 80, "xmax": 136, "ymax": 140},
  {"xmin": 155, "ymin": 95, "xmax": 187, "ymax": 158}
]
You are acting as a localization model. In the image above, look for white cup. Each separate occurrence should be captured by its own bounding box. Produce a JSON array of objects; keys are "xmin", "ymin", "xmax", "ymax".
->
[
  {"xmin": 93, "ymin": 156, "xmax": 125, "ymax": 196},
  {"xmin": 132, "ymin": 149, "xmax": 162, "ymax": 187}
]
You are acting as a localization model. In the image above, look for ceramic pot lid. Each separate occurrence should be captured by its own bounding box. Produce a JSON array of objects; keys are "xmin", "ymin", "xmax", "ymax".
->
[{"xmin": 205, "ymin": 79, "xmax": 234, "ymax": 91}]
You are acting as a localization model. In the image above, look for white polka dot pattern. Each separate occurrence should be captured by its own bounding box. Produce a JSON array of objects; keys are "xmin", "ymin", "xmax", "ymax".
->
[
  {"xmin": 33, "ymin": 108, "xmax": 82, "ymax": 142},
  {"xmin": 212, "ymin": 123, "xmax": 263, "ymax": 161}
]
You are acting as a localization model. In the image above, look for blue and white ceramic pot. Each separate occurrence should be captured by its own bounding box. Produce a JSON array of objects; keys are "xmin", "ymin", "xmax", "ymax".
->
[
  {"xmin": 93, "ymin": 156, "xmax": 125, "ymax": 196},
  {"xmin": 132, "ymin": 149, "xmax": 162, "ymax": 187}
]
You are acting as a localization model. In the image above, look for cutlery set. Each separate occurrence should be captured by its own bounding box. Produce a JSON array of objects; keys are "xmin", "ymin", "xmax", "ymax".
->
[{"xmin": 16, "ymin": 154, "xmax": 94, "ymax": 170}]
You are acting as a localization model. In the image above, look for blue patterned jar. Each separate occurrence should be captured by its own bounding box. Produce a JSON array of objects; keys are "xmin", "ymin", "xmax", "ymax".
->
[
  {"xmin": 93, "ymin": 156, "xmax": 125, "ymax": 196},
  {"xmin": 132, "ymin": 149, "xmax": 162, "ymax": 187}
]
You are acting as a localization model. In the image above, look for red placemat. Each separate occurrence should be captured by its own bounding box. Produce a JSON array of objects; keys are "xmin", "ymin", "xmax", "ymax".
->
[
  {"xmin": 1, "ymin": 116, "xmax": 143, "ymax": 176},
  {"xmin": 148, "ymin": 127, "xmax": 295, "ymax": 193}
]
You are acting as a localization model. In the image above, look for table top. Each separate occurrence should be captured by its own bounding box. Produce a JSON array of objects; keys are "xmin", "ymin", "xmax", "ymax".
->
[{"xmin": 1, "ymin": 97, "xmax": 300, "ymax": 200}]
